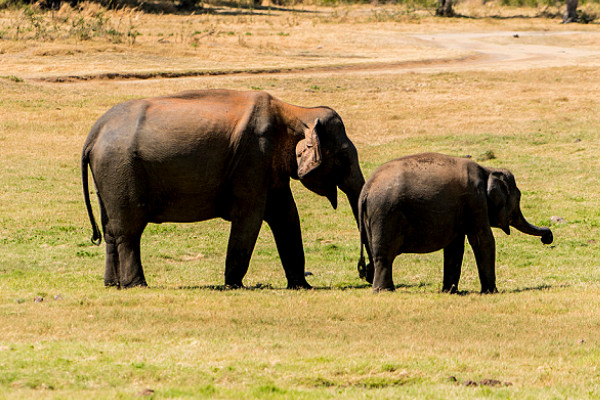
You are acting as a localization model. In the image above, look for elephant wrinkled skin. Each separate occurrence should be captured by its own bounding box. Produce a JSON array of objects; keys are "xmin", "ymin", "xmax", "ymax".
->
[
  {"xmin": 357, "ymin": 153, "xmax": 553, "ymax": 293},
  {"xmin": 82, "ymin": 89, "xmax": 365, "ymax": 289}
]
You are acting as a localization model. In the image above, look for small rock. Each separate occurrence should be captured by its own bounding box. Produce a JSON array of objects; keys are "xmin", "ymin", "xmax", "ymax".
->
[
  {"xmin": 550, "ymin": 216, "xmax": 567, "ymax": 224},
  {"xmin": 304, "ymin": 271, "xmax": 314, "ymax": 276},
  {"xmin": 574, "ymin": 138, "xmax": 581, "ymax": 143},
  {"xmin": 53, "ymin": 294, "xmax": 63, "ymax": 301},
  {"xmin": 139, "ymin": 388, "xmax": 154, "ymax": 396},
  {"xmin": 513, "ymin": 33, "xmax": 520, "ymax": 38},
  {"xmin": 34, "ymin": 296, "xmax": 44, "ymax": 303},
  {"xmin": 479, "ymin": 378, "xmax": 503, "ymax": 387},
  {"xmin": 578, "ymin": 339, "xmax": 585, "ymax": 344},
  {"xmin": 317, "ymin": 45, "xmax": 323, "ymax": 49}
]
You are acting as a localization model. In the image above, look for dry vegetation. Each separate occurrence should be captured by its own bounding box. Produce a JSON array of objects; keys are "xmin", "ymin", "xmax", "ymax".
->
[{"xmin": 1, "ymin": 3, "xmax": 600, "ymax": 399}]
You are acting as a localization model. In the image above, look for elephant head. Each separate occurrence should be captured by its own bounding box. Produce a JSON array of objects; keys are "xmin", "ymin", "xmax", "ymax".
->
[
  {"xmin": 487, "ymin": 169, "xmax": 553, "ymax": 244},
  {"xmin": 296, "ymin": 115, "xmax": 365, "ymax": 224}
]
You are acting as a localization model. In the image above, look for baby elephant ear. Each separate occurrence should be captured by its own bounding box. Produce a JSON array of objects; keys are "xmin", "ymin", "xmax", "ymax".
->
[
  {"xmin": 296, "ymin": 119, "xmax": 323, "ymax": 179},
  {"xmin": 487, "ymin": 171, "xmax": 511, "ymax": 235}
]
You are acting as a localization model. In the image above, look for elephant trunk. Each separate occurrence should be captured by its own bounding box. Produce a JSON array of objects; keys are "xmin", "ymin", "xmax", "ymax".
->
[
  {"xmin": 511, "ymin": 207, "xmax": 553, "ymax": 245},
  {"xmin": 338, "ymin": 156, "xmax": 365, "ymax": 228}
]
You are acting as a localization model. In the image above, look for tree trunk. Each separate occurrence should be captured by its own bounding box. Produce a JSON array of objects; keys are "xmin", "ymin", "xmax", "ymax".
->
[
  {"xmin": 562, "ymin": 0, "xmax": 578, "ymax": 23},
  {"xmin": 436, "ymin": 0, "xmax": 455, "ymax": 17}
]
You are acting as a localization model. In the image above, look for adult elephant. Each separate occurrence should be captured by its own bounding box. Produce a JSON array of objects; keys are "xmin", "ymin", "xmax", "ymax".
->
[{"xmin": 82, "ymin": 89, "xmax": 365, "ymax": 289}]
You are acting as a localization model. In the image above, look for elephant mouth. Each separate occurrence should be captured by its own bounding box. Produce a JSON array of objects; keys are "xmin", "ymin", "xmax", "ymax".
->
[{"xmin": 299, "ymin": 176, "xmax": 338, "ymax": 209}]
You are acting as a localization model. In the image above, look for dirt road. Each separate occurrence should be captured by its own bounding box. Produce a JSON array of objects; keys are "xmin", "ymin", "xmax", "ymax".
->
[
  {"xmin": 407, "ymin": 31, "xmax": 600, "ymax": 72},
  {"xmin": 31, "ymin": 30, "xmax": 600, "ymax": 82}
]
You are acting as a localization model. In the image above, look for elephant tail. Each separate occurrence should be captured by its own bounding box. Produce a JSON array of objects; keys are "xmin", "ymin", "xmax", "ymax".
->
[{"xmin": 81, "ymin": 144, "xmax": 102, "ymax": 246}]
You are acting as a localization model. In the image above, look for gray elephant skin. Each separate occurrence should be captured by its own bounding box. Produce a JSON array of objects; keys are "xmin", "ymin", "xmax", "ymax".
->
[
  {"xmin": 357, "ymin": 152, "xmax": 553, "ymax": 293},
  {"xmin": 82, "ymin": 89, "xmax": 365, "ymax": 289}
]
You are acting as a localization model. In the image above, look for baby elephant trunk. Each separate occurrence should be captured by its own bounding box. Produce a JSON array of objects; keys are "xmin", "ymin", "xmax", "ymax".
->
[{"xmin": 511, "ymin": 208, "xmax": 553, "ymax": 245}]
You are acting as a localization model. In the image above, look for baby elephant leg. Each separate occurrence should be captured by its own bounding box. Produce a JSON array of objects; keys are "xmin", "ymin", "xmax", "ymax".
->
[
  {"xmin": 442, "ymin": 235, "xmax": 465, "ymax": 293},
  {"xmin": 369, "ymin": 211, "xmax": 405, "ymax": 292},
  {"xmin": 468, "ymin": 229, "xmax": 498, "ymax": 294}
]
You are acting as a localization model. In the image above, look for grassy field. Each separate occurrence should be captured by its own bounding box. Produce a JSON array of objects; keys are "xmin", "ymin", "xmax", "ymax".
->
[{"xmin": 1, "ymin": 3, "xmax": 600, "ymax": 399}]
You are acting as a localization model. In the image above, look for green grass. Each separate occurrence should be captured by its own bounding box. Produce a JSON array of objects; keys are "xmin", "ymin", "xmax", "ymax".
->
[{"xmin": 1, "ymin": 11, "xmax": 600, "ymax": 398}]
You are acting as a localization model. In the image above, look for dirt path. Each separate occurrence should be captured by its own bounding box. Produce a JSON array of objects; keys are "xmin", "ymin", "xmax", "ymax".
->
[
  {"xmin": 37, "ymin": 30, "xmax": 600, "ymax": 82},
  {"xmin": 407, "ymin": 31, "xmax": 600, "ymax": 72}
]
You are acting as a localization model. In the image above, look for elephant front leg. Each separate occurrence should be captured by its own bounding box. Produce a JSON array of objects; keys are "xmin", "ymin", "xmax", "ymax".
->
[
  {"xmin": 442, "ymin": 235, "xmax": 465, "ymax": 294},
  {"xmin": 467, "ymin": 228, "xmax": 498, "ymax": 294},
  {"xmin": 224, "ymin": 210, "xmax": 264, "ymax": 288},
  {"xmin": 264, "ymin": 186, "xmax": 311, "ymax": 289}
]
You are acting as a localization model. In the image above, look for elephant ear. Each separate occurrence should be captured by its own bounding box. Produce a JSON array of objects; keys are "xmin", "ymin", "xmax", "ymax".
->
[
  {"xmin": 487, "ymin": 171, "xmax": 511, "ymax": 235},
  {"xmin": 296, "ymin": 119, "xmax": 323, "ymax": 179}
]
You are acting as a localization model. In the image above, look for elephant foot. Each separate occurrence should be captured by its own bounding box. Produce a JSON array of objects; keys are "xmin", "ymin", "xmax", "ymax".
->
[
  {"xmin": 224, "ymin": 282, "xmax": 245, "ymax": 290},
  {"xmin": 442, "ymin": 284, "xmax": 459, "ymax": 294},
  {"xmin": 287, "ymin": 278, "xmax": 312, "ymax": 290},
  {"xmin": 104, "ymin": 280, "xmax": 120, "ymax": 288},
  {"xmin": 121, "ymin": 279, "xmax": 148, "ymax": 289},
  {"xmin": 372, "ymin": 285, "xmax": 395, "ymax": 293},
  {"xmin": 480, "ymin": 286, "xmax": 498, "ymax": 294}
]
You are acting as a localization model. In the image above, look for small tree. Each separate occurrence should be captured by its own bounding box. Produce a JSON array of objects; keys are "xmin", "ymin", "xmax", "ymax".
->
[
  {"xmin": 436, "ymin": 0, "xmax": 455, "ymax": 17},
  {"xmin": 562, "ymin": 0, "xmax": 578, "ymax": 22}
]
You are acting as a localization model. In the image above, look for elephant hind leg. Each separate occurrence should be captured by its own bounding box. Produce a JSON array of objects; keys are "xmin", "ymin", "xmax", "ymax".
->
[
  {"xmin": 368, "ymin": 210, "xmax": 404, "ymax": 292},
  {"xmin": 103, "ymin": 234, "xmax": 120, "ymax": 287},
  {"xmin": 116, "ymin": 234, "xmax": 147, "ymax": 288},
  {"xmin": 99, "ymin": 198, "xmax": 121, "ymax": 287},
  {"xmin": 372, "ymin": 254, "xmax": 396, "ymax": 292},
  {"xmin": 102, "ymin": 209, "xmax": 148, "ymax": 288}
]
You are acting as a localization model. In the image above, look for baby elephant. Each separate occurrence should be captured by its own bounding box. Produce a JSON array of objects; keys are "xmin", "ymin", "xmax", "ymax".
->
[{"xmin": 357, "ymin": 153, "xmax": 553, "ymax": 293}]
